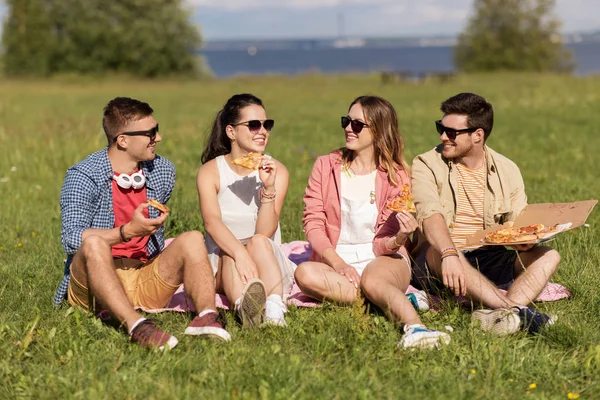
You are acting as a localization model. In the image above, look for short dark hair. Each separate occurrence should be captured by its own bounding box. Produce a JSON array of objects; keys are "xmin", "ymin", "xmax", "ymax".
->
[
  {"xmin": 102, "ymin": 97, "xmax": 154, "ymax": 144},
  {"xmin": 440, "ymin": 93, "xmax": 493, "ymax": 140}
]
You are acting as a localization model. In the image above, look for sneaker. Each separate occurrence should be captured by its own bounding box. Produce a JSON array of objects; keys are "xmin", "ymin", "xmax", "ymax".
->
[
  {"xmin": 398, "ymin": 324, "xmax": 450, "ymax": 349},
  {"xmin": 515, "ymin": 307, "xmax": 556, "ymax": 334},
  {"xmin": 130, "ymin": 319, "xmax": 178, "ymax": 350},
  {"xmin": 238, "ymin": 278, "xmax": 267, "ymax": 328},
  {"xmin": 264, "ymin": 295, "xmax": 287, "ymax": 327},
  {"xmin": 185, "ymin": 311, "xmax": 231, "ymax": 341},
  {"xmin": 472, "ymin": 308, "xmax": 521, "ymax": 336},
  {"xmin": 406, "ymin": 290, "xmax": 430, "ymax": 312}
]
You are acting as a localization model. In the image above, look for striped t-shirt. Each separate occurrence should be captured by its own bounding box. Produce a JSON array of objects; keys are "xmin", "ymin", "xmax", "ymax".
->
[{"xmin": 451, "ymin": 162, "xmax": 486, "ymax": 249}]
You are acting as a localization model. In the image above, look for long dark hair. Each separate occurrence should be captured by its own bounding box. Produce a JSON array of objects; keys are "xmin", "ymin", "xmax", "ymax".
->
[{"xmin": 201, "ymin": 93, "xmax": 264, "ymax": 164}]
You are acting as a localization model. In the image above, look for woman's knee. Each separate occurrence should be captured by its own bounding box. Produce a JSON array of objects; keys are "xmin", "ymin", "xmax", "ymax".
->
[
  {"xmin": 294, "ymin": 262, "xmax": 319, "ymax": 288},
  {"xmin": 246, "ymin": 234, "xmax": 270, "ymax": 251}
]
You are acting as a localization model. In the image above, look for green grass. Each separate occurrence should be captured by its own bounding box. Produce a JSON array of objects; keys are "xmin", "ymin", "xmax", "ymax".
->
[{"xmin": 1, "ymin": 73, "xmax": 599, "ymax": 399}]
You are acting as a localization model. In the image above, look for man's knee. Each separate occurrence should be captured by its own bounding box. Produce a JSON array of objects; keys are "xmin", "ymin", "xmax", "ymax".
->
[
  {"xmin": 536, "ymin": 246, "xmax": 561, "ymax": 268},
  {"xmin": 176, "ymin": 230, "xmax": 205, "ymax": 245},
  {"xmin": 80, "ymin": 235, "xmax": 111, "ymax": 259}
]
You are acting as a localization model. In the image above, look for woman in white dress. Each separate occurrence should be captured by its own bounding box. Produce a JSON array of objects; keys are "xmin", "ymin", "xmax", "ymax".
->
[
  {"xmin": 197, "ymin": 94, "xmax": 295, "ymax": 328},
  {"xmin": 295, "ymin": 95, "xmax": 450, "ymax": 348}
]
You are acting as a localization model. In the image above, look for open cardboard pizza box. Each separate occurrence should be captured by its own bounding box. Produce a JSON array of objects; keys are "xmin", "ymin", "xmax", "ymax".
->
[{"xmin": 466, "ymin": 200, "xmax": 598, "ymax": 246}]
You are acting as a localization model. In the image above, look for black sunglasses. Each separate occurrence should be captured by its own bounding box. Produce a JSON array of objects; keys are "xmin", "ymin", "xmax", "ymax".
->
[
  {"xmin": 232, "ymin": 119, "xmax": 274, "ymax": 133},
  {"xmin": 117, "ymin": 124, "xmax": 159, "ymax": 142},
  {"xmin": 341, "ymin": 116, "xmax": 369, "ymax": 134},
  {"xmin": 435, "ymin": 120, "xmax": 478, "ymax": 140}
]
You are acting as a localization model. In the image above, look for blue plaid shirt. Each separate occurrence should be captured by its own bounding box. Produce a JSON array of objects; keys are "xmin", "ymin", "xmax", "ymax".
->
[{"xmin": 53, "ymin": 147, "xmax": 176, "ymax": 306}]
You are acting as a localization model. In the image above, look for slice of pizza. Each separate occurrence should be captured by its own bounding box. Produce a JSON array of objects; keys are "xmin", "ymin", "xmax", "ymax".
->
[
  {"xmin": 386, "ymin": 184, "xmax": 416, "ymax": 213},
  {"xmin": 148, "ymin": 199, "xmax": 169, "ymax": 213},
  {"xmin": 232, "ymin": 152, "xmax": 263, "ymax": 170}
]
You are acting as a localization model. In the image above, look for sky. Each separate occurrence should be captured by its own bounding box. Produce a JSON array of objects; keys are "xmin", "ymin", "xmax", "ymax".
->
[
  {"xmin": 0, "ymin": 1, "xmax": 598, "ymax": 41},
  {"xmin": 189, "ymin": 0, "xmax": 600, "ymax": 40}
]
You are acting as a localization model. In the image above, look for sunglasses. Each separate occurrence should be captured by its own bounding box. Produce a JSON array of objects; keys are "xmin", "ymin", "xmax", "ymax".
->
[
  {"xmin": 117, "ymin": 124, "xmax": 159, "ymax": 143},
  {"xmin": 435, "ymin": 120, "xmax": 478, "ymax": 140},
  {"xmin": 232, "ymin": 119, "xmax": 275, "ymax": 133},
  {"xmin": 341, "ymin": 116, "xmax": 369, "ymax": 134}
]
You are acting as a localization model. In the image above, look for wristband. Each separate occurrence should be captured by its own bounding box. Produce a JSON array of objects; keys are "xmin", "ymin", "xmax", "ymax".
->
[
  {"xmin": 119, "ymin": 224, "xmax": 131, "ymax": 243},
  {"xmin": 260, "ymin": 187, "xmax": 276, "ymax": 200}
]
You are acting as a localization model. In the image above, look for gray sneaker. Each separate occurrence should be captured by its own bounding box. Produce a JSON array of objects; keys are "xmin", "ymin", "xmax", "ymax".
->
[
  {"xmin": 472, "ymin": 308, "xmax": 521, "ymax": 336},
  {"xmin": 238, "ymin": 279, "xmax": 267, "ymax": 328}
]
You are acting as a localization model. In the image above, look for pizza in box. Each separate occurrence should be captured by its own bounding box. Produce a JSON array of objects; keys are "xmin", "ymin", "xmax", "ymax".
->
[{"xmin": 482, "ymin": 223, "xmax": 571, "ymax": 244}]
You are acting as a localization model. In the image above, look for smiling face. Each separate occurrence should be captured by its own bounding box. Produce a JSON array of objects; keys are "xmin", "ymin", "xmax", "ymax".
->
[
  {"xmin": 115, "ymin": 115, "xmax": 161, "ymax": 162},
  {"xmin": 344, "ymin": 103, "xmax": 373, "ymax": 153},
  {"xmin": 227, "ymin": 104, "xmax": 270, "ymax": 154},
  {"xmin": 438, "ymin": 114, "xmax": 482, "ymax": 160}
]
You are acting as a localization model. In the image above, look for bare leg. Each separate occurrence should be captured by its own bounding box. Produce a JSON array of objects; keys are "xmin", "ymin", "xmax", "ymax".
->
[
  {"xmin": 246, "ymin": 234, "xmax": 283, "ymax": 296},
  {"xmin": 157, "ymin": 230, "xmax": 216, "ymax": 313},
  {"xmin": 426, "ymin": 247, "xmax": 518, "ymax": 309},
  {"xmin": 507, "ymin": 246, "xmax": 560, "ymax": 306},
  {"xmin": 216, "ymin": 253, "xmax": 245, "ymax": 304},
  {"xmin": 361, "ymin": 255, "xmax": 421, "ymax": 326},
  {"xmin": 70, "ymin": 236, "xmax": 142, "ymax": 331},
  {"xmin": 294, "ymin": 261, "xmax": 357, "ymax": 304}
]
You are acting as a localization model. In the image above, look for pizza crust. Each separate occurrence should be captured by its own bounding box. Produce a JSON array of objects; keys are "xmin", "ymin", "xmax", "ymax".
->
[{"xmin": 148, "ymin": 199, "xmax": 169, "ymax": 213}]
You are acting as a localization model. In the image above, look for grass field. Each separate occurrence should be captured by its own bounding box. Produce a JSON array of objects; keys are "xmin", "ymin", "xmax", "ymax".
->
[{"xmin": 1, "ymin": 73, "xmax": 599, "ymax": 399}]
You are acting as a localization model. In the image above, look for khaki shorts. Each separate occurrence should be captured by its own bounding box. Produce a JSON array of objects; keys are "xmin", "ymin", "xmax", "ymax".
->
[{"xmin": 67, "ymin": 256, "xmax": 179, "ymax": 312}]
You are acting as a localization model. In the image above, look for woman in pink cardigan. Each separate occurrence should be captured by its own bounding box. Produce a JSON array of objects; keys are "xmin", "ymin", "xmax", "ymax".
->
[{"xmin": 295, "ymin": 95, "xmax": 450, "ymax": 349}]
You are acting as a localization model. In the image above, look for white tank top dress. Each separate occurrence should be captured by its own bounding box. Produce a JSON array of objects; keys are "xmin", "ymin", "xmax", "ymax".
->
[{"xmin": 204, "ymin": 155, "xmax": 296, "ymax": 291}]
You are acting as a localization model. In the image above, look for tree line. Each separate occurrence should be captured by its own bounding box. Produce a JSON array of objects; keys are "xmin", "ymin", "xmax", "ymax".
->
[{"xmin": 0, "ymin": 0, "xmax": 574, "ymax": 77}]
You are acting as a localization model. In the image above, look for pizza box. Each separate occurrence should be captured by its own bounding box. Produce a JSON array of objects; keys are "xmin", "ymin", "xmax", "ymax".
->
[{"xmin": 465, "ymin": 200, "xmax": 598, "ymax": 246}]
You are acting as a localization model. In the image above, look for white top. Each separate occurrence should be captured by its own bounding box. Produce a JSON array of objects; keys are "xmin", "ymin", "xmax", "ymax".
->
[
  {"xmin": 337, "ymin": 170, "xmax": 378, "ymax": 245},
  {"xmin": 205, "ymin": 155, "xmax": 281, "ymax": 255}
]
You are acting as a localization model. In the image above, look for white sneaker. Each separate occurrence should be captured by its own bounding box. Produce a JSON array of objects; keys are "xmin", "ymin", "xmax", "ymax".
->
[
  {"xmin": 264, "ymin": 295, "xmax": 287, "ymax": 327},
  {"xmin": 472, "ymin": 308, "xmax": 521, "ymax": 336},
  {"xmin": 406, "ymin": 290, "xmax": 430, "ymax": 312},
  {"xmin": 398, "ymin": 324, "xmax": 450, "ymax": 349}
]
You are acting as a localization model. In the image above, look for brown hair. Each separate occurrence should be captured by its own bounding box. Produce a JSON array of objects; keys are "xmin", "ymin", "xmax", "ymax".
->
[
  {"xmin": 343, "ymin": 95, "xmax": 409, "ymax": 185},
  {"xmin": 440, "ymin": 92, "xmax": 494, "ymax": 140},
  {"xmin": 102, "ymin": 97, "xmax": 154, "ymax": 145}
]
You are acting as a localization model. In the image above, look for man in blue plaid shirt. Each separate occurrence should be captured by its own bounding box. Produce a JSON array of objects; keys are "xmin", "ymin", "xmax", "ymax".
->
[{"xmin": 57, "ymin": 97, "xmax": 231, "ymax": 350}]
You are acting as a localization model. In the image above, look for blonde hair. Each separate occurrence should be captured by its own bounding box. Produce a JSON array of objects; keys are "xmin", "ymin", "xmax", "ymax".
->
[{"xmin": 342, "ymin": 95, "xmax": 409, "ymax": 185}]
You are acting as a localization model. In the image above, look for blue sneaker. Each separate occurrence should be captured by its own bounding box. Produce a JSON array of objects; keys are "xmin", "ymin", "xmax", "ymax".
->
[
  {"xmin": 515, "ymin": 307, "xmax": 556, "ymax": 334},
  {"xmin": 406, "ymin": 290, "xmax": 430, "ymax": 312},
  {"xmin": 398, "ymin": 324, "xmax": 450, "ymax": 349}
]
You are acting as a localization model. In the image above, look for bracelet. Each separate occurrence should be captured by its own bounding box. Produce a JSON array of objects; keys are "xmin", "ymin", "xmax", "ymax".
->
[
  {"xmin": 119, "ymin": 224, "xmax": 131, "ymax": 243},
  {"xmin": 260, "ymin": 187, "xmax": 276, "ymax": 200},
  {"xmin": 441, "ymin": 247, "xmax": 457, "ymax": 256},
  {"xmin": 441, "ymin": 253, "xmax": 459, "ymax": 261}
]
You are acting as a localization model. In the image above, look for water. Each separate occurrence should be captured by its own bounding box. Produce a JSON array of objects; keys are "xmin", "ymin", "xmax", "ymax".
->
[{"xmin": 201, "ymin": 42, "xmax": 600, "ymax": 78}]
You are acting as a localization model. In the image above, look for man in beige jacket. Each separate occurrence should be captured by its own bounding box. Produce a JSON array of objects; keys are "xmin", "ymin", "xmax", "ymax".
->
[{"xmin": 411, "ymin": 92, "xmax": 560, "ymax": 335}]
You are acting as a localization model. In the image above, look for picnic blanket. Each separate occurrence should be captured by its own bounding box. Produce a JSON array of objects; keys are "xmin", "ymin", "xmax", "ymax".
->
[{"xmin": 139, "ymin": 240, "xmax": 570, "ymax": 314}]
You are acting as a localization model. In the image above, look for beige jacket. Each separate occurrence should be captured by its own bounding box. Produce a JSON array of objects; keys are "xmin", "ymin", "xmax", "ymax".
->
[{"xmin": 411, "ymin": 144, "xmax": 527, "ymax": 255}]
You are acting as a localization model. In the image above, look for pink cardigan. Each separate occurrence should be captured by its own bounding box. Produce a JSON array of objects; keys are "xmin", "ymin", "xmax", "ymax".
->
[{"xmin": 303, "ymin": 150, "xmax": 411, "ymax": 263}]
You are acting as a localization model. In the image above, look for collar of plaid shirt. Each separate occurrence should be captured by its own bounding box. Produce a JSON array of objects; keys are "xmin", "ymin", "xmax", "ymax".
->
[{"xmin": 53, "ymin": 147, "xmax": 175, "ymax": 306}]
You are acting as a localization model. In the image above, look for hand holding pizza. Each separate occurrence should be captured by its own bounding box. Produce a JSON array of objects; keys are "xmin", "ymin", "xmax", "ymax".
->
[
  {"xmin": 123, "ymin": 202, "xmax": 168, "ymax": 239},
  {"xmin": 395, "ymin": 210, "xmax": 418, "ymax": 245},
  {"xmin": 258, "ymin": 156, "xmax": 277, "ymax": 190}
]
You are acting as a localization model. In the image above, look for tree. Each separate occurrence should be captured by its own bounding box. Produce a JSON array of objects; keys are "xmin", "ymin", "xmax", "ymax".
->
[
  {"xmin": 454, "ymin": 0, "xmax": 575, "ymax": 73},
  {"xmin": 1, "ymin": 0, "xmax": 208, "ymax": 77}
]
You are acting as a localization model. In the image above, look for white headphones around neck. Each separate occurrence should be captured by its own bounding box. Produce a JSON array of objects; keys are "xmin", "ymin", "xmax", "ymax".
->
[{"xmin": 113, "ymin": 171, "xmax": 146, "ymax": 190}]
